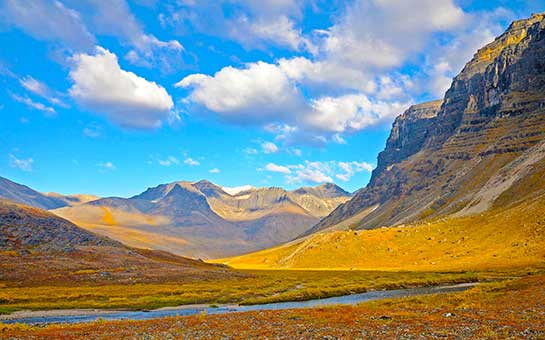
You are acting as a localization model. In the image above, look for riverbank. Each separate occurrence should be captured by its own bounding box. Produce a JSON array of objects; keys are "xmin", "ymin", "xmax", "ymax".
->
[
  {"xmin": 0, "ymin": 269, "xmax": 485, "ymax": 314},
  {"xmin": 0, "ymin": 283, "xmax": 478, "ymax": 325},
  {"xmin": 2, "ymin": 275, "xmax": 543, "ymax": 339}
]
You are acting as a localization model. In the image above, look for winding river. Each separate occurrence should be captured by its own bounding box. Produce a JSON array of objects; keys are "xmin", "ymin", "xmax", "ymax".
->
[{"xmin": 1, "ymin": 282, "xmax": 477, "ymax": 325}]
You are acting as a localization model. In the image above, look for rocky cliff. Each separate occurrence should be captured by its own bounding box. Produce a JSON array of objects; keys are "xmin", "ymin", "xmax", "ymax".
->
[{"xmin": 308, "ymin": 12, "xmax": 545, "ymax": 235}]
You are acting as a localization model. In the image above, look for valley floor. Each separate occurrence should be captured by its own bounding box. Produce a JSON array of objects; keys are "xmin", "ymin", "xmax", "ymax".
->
[{"xmin": 2, "ymin": 274, "xmax": 544, "ymax": 339}]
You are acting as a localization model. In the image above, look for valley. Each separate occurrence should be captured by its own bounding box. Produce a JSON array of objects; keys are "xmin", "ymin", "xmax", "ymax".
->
[{"xmin": 1, "ymin": 8, "xmax": 545, "ymax": 339}]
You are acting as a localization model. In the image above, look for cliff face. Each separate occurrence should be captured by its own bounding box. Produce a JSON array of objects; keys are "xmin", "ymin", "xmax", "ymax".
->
[{"xmin": 308, "ymin": 13, "xmax": 545, "ymax": 235}]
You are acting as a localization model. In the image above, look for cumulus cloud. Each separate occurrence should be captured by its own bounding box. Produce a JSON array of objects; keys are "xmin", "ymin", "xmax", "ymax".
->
[
  {"xmin": 69, "ymin": 47, "xmax": 174, "ymax": 129},
  {"xmin": 306, "ymin": 94, "xmax": 410, "ymax": 133},
  {"xmin": 265, "ymin": 163, "xmax": 291, "ymax": 174},
  {"xmin": 209, "ymin": 168, "xmax": 221, "ymax": 173},
  {"xmin": 176, "ymin": 61, "xmax": 304, "ymax": 124},
  {"xmin": 9, "ymin": 154, "xmax": 33, "ymax": 172},
  {"xmin": 184, "ymin": 157, "xmax": 200, "ymax": 166}
]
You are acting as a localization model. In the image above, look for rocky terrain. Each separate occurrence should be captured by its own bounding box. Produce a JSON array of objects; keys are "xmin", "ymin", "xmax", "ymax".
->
[
  {"xmin": 308, "ymin": 12, "xmax": 545, "ymax": 235},
  {"xmin": 0, "ymin": 198, "xmax": 235, "ymax": 286}
]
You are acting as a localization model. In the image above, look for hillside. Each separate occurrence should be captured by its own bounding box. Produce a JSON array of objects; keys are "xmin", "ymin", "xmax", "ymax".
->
[
  {"xmin": 0, "ymin": 199, "xmax": 233, "ymax": 286},
  {"xmin": 0, "ymin": 177, "xmax": 69, "ymax": 210},
  {"xmin": 218, "ymin": 13, "xmax": 545, "ymax": 271},
  {"xmin": 306, "ymin": 12, "xmax": 545, "ymax": 235},
  {"xmin": 51, "ymin": 180, "xmax": 351, "ymax": 258}
]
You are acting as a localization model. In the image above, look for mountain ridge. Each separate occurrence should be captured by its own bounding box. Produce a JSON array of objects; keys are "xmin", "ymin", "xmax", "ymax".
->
[
  {"xmin": 306, "ymin": 12, "xmax": 545, "ymax": 236},
  {"xmin": 0, "ymin": 177, "xmax": 351, "ymax": 258}
]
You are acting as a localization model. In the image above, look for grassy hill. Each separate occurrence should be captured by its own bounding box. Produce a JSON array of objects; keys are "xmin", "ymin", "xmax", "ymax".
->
[{"xmin": 217, "ymin": 188, "xmax": 545, "ymax": 271}]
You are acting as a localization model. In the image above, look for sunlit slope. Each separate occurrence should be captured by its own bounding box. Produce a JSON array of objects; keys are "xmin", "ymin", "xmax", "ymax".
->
[{"xmin": 217, "ymin": 191, "xmax": 545, "ymax": 271}]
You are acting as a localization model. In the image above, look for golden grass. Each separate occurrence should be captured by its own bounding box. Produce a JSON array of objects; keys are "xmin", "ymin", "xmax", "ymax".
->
[
  {"xmin": 216, "ymin": 196, "xmax": 545, "ymax": 271},
  {"xmin": 0, "ymin": 270, "xmax": 482, "ymax": 313}
]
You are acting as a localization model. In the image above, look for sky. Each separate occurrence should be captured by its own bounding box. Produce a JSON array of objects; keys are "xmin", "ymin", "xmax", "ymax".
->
[{"xmin": 0, "ymin": 0, "xmax": 543, "ymax": 197}]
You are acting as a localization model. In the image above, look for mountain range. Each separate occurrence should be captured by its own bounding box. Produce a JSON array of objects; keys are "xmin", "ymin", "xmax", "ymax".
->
[
  {"xmin": 220, "ymin": 12, "xmax": 545, "ymax": 269},
  {"xmin": 0, "ymin": 176, "xmax": 351, "ymax": 258}
]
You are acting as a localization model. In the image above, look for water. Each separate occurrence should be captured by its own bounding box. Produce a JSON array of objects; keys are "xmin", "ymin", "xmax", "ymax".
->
[{"xmin": 1, "ymin": 282, "xmax": 477, "ymax": 325}]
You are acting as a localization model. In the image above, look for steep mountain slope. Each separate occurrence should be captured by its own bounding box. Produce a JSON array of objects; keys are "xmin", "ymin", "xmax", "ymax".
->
[
  {"xmin": 52, "ymin": 180, "xmax": 351, "ymax": 258},
  {"xmin": 307, "ymin": 12, "xmax": 545, "ymax": 235},
  {"xmin": 219, "ymin": 13, "xmax": 545, "ymax": 270},
  {"xmin": 0, "ymin": 199, "xmax": 232, "ymax": 286}
]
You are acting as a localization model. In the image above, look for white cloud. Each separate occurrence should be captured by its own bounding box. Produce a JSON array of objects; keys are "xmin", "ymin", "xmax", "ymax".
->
[
  {"xmin": 321, "ymin": 0, "xmax": 466, "ymax": 70},
  {"xmin": 261, "ymin": 160, "xmax": 375, "ymax": 185},
  {"xmin": 158, "ymin": 156, "xmax": 180, "ymax": 167},
  {"xmin": 176, "ymin": 61, "xmax": 303, "ymax": 124},
  {"xmin": 306, "ymin": 94, "xmax": 410, "ymax": 133},
  {"xmin": 184, "ymin": 157, "xmax": 200, "ymax": 166},
  {"xmin": 19, "ymin": 76, "xmax": 68, "ymax": 108},
  {"xmin": 161, "ymin": 1, "xmax": 311, "ymax": 52},
  {"xmin": 9, "ymin": 154, "xmax": 33, "ymax": 172},
  {"xmin": 10, "ymin": 93, "xmax": 56, "ymax": 116},
  {"xmin": 262, "ymin": 142, "xmax": 279, "ymax": 154},
  {"xmin": 336, "ymin": 161, "xmax": 374, "ymax": 182},
  {"xmin": 243, "ymin": 148, "xmax": 259, "ymax": 155},
  {"xmin": 69, "ymin": 47, "xmax": 174, "ymax": 129},
  {"xmin": 83, "ymin": 124, "xmax": 102, "ymax": 138},
  {"xmin": 287, "ymin": 161, "xmax": 334, "ymax": 184},
  {"xmin": 265, "ymin": 163, "xmax": 291, "ymax": 174},
  {"xmin": 0, "ymin": 0, "xmax": 95, "ymax": 51},
  {"xmin": 209, "ymin": 168, "xmax": 220, "ymax": 173},
  {"xmin": 98, "ymin": 162, "xmax": 117, "ymax": 170}
]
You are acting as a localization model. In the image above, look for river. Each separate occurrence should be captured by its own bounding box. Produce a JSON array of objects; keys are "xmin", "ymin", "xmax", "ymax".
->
[{"xmin": 0, "ymin": 282, "xmax": 477, "ymax": 325}]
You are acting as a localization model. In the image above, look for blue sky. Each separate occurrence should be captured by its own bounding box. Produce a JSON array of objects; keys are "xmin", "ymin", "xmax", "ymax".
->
[{"xmin": 0, "ymin": 0, "xmax": 542, "ymax": 197}]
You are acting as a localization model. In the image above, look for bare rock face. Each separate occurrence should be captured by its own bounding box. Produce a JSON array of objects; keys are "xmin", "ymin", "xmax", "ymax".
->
[
  {"xmin": 375, "ymin": 100, "xmax": 443, "ymax": 176},
  {"xmin": 308, "ymin": 13, "xmax": 545, "ymax": 235}
]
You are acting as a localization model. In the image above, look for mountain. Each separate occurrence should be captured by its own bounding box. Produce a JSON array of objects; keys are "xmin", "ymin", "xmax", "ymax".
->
[
  {"xmin": 0, "ymin": 176, "xmax": 98, "ymax": 210},
  {"xmin": 0, "ymin": 198, "xmax": 232, "ymax": 286},
  {"xmin": 218, "ymin": 13, "xmax": 545, "ymax": 270},
  {"xmin": 306, "ymin": 12, "xmax": 545, "ymax": 236},
  {"xmin": 50, "ymin": 180, "xmax": 351, "ymax": 258},
  {"xmin": 0, "ymin": 176, "xmax": 68, "ymax": 210}
]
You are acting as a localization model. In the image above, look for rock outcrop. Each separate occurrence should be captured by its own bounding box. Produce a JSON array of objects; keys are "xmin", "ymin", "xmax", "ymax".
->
[{"xmin": 308, "ymin": 12, "xmax": 545, "ymax": 235}]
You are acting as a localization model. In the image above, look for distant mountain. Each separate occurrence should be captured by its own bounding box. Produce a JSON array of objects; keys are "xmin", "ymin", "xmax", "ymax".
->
[
  {"xmin": 307, "ymin": 12, "xmax": 545, "ymax": 235},
  {"xmin": 0, "ymin": 176, "xmax": 68, "ymax": 209},
  {"xmin": 0, "ymin": 176, "xmax": 98, "ymax": 210},
  {"xmin": 50, "ymin": 180, "xmax": 351, "ymax": 258},
  {"xmin": 0, "ymin": 198, "xmax": 231, "ymax": 286}
]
